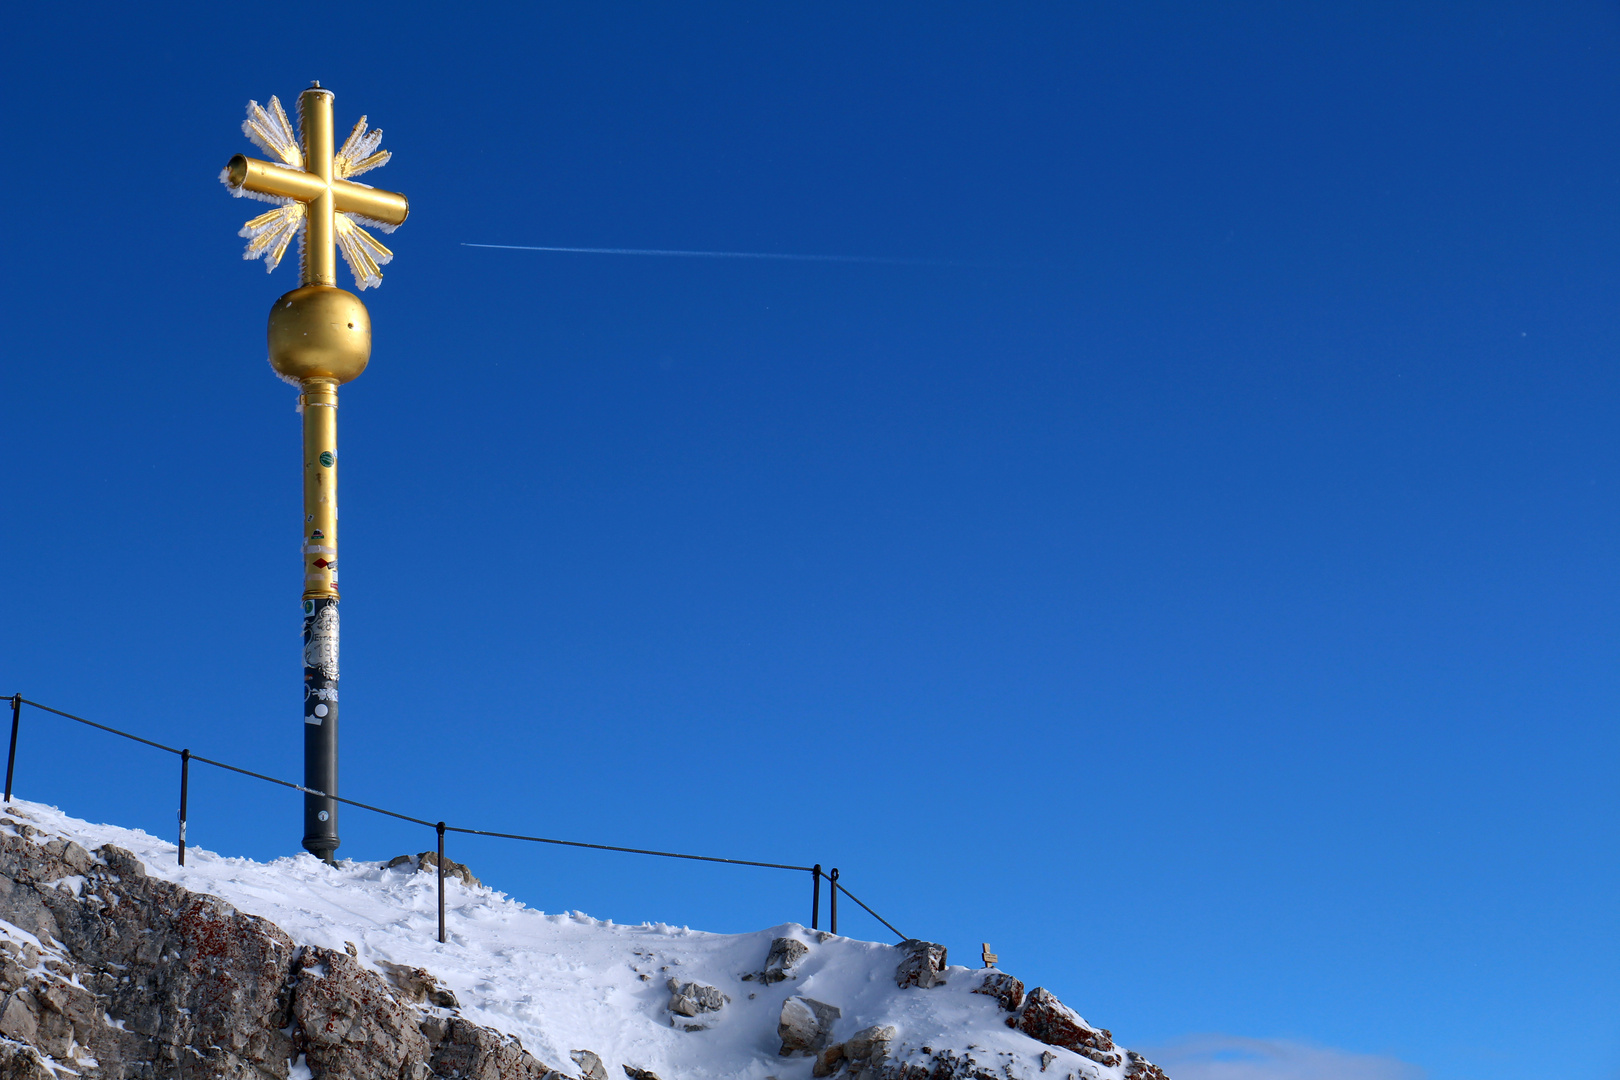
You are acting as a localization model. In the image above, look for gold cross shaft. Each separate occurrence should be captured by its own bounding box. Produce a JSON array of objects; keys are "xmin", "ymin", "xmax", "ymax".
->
[{"xmin": 223, "ymin": 86, "xmax": 409, "ymax": 290}]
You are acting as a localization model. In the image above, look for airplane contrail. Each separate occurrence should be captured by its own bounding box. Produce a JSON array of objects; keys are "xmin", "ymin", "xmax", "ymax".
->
[{"xmin": 461, "ymin": 243, "xmax": 961, "ymax": 266}]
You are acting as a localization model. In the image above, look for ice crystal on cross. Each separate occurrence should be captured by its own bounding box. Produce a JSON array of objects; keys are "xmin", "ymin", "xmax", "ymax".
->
[
  {"xmin": 243, "ymin": 98, "xmax": 303, "ymax": 168},
  {"xmin": 335, "ymin": 215, "xmax": 393, "ymax": 290},
  {"xmin": 240, "ymin": 202, "xmax": 307, "ymax": 274},
  {"xmin": 336, "ymin": 117, "xmax": 391, "ymax": 179}
]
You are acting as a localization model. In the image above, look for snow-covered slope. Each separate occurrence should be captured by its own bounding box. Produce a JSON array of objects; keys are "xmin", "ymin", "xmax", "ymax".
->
[{"xmin": 8, "ymin": 800, "xmax": 1162, "ymax": 1080}]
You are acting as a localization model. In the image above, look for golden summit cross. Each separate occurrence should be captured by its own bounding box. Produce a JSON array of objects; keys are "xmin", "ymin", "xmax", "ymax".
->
[
  {"xmin": 219, "ymin": 83, "xmax": 410, "ymax": 864},
  {"xmin": 222, "ymin": 82, "xmax": 409, "ymax": 289}
]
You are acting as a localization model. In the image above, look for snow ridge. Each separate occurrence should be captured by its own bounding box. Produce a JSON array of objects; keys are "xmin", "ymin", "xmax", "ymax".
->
[{"xmin": 6, "ymin": 800, "xmax": 1159, "ymax": 1080}]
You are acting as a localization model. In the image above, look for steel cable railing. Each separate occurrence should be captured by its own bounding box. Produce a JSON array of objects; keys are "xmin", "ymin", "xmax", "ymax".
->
[{"xmin": 4, "ymin": 695, "xmax": 905, "ymax": 945}]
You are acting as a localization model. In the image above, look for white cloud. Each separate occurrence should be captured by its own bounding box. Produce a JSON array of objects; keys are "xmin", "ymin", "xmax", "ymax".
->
[{"xmin": 1138, "ymin": 1034, "xmax": 1424, "ymax": 1080}]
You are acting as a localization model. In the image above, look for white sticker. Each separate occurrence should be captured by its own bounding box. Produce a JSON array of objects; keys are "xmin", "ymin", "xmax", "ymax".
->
[{"xmin": 303, "ymin": 604, "xmax": 339, "ymax": 681}]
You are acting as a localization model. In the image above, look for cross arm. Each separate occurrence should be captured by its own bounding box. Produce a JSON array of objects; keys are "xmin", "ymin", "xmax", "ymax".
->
[{"xmin": 226, "ymin": 154, "xmax": 410, "ymax": 228}]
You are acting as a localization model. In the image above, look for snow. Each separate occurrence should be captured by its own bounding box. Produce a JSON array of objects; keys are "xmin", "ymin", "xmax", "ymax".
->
[{"xmin": 5, "ymin": 800, "xmax": 1130, "ymax": 1080}]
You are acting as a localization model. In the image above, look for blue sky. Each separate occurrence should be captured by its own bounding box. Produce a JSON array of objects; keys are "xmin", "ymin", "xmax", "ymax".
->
[{"xmin": 3, "ymin": 4, "xmax": 1618, "ymax": 1078}]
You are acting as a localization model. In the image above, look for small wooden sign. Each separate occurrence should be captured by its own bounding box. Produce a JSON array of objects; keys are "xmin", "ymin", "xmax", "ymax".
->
[{"xmin": 981, "ymin": 943, "xmax": 998, "ymax": 968}]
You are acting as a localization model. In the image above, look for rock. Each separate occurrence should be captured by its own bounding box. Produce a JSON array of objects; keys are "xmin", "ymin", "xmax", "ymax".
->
[
  {"xmin": 572, "ymin": 1048, "xmax": 610, "ymax": 1080},
  {"xmin": 624, "ymin": 1067, "xmax": 662, "ymax": 1080},
  {"xmin": 34, "ymin": 837, "xmax": 299, "ymax": 1080},
  {"xmin": 846, "ymin": 1025, "xmax": 896, "ymax": 1061},
  {"xmin": 0, "ymin": 1042, "xmax": 53, "ymax": 1080},
  {"xmin": 667, "ymin": 977, "xmax": 729, "ymax": 1018},
  {"xmin": 973, "ymin": 971, "xmax": 1025, "ymax": 1012},
  {"xmin": 387, "ymin": 851, "xmax": 483, "ymax": 888},
  {"xmin": 1012, "ymin": 988, "xmax": 1120, "ymax": 1068},
  {"xmin": 293, "ymin": 945, "xmax": 432, "ymax": 1080},
  {"xmin": 430, "ymin": 1018, "xmax": 551, "ymax": 1080},
  {"xmin": 0, "ymin": 822, "xmax": 568, "ymax": 1080},
  {"xmin": 379, "ymin": 961, "xmax": 437, "ymax": 1004},
  {"xmin": 779, "ymin": 995, "xmax": 842, "ymax": 1055},
  {"xmin": 419, "ymin": 1015, "xmax": 449, "ymax": 1044},
  {"xmin": 96, "ymin": 844, "xmax": 144, "ymax": 879},
  {"xmin": 0, "ymin": 992, "xmax": 38, "ymax": 1044},
  {"xmin": 812, "ymin": 1042, "xmax": 845, "ymax": 1078},
  {"xmin": 872, "ymin": 1047, "xmax": 1091, "ymax": 1080},
  {"xmin": 895, "ymin": 939, "xmax": 948, "ymax": 989},
  {"xmin": 378, "ymin": 960, "xmax": 463, "ymax": 1011},
  {"xmin": 1124, "ymin": 1051, "xmax": 1170, "ymax": 1080},
  {"xmin": 1039, "ymin": 1050, "xmax": 1055, "ymax": 1071},
  {"xmin": 40, "ymin": 841, "xmax": 89, "ymax": 875},
  {"xmin": 379, "ymin": 965, "xmax": 463, "ymax": 1016},
  {"xmin": 762, "ymin": 936, "xmax": 809, "ymax": 984}
]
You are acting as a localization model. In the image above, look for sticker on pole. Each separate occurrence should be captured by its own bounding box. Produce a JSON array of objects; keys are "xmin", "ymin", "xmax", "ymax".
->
[
  {"xmin": 304, "ymin": 603, "xmax": 339, "ymax": 681},
  {"xmin": 318, "ymin": 451, "xmax": 334, "ymax": 468}
]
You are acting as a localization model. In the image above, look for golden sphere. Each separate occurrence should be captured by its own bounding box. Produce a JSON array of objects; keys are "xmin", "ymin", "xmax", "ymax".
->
[{"xmin": 267, "ymin": 285, "xmax": 371, "ymax": 384}]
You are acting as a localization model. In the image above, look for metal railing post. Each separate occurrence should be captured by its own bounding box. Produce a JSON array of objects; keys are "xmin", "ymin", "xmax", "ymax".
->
[
  {"xmin": 178, "ymin": 750, "xmax": 191, "ymax": 865},
  {"xmin": 5, "ymin": 696, "xmax": 20, "ymax": 803},
  {"xmin": 811, "ymin": 864, "xmax": 822, "ymax": 930},
  {"xmin": 829, "ymin": 867, "xmax": 839, "ymax": 935},
  {"xmin": 436, "ymin": 821, "xmax": 447, "ymax": 944}
]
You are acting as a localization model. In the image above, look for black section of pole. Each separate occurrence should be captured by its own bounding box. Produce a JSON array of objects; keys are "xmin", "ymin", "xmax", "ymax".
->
[
  {"xmin": 436, "ymin": 822, "xmax": 447, "ymax": 944},
  {"xmin": 829, "ymin": 867, "xmax": 839, "ymax": 935},
  {"xmin": 178, "ymin": 750, "xmax": 190, "ymax": 866},
  {"xmin": 811, "ymin": 864, "xmax": 822, "ymax": 930},
  {"xmin": 4, "ymin": 696, "xmax": 19, "ymax": 803},
  {"xmin": 301, "ymin": 597, "xmax": 340, "ymax": 864}
]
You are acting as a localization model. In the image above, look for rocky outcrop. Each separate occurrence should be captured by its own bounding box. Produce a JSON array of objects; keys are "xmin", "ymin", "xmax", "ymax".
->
[
  {"xmin": 0, "ymin": 808, "xmax": 566, "ymax": 1080},
  {"xmin": 778, "ymin": 995, "xmax": 841, "ymax": 1055},
  {"xmin": 741, "ymin": 936, "xmax": 810, "ymax": 985},
  {"xmin": 894, "ymin": 940, "xmax": 948, "ymax": 989},
  {"xmin": 815, "ymin": 1024, "xmax": 896, "ymax": 1079},
  {"xmin": 293, "ymin": 945, "xmax": 431, "ymax": 1080},
  {"xmin": 385, "ymin": 853, "xmax": 482, "ymax": 889},
  {"xmin": 761, "ymin": 937, "xmax": 808, "ymax": 984},
  {"xmin": 379, "ymin": 961, "xmax": 460, "ymax": 1008},
  {"xmin": 666, "ymin": 979, "xmax": 728, "ymax": 1030},
  {"xmin": 1006, "ymin": 988, "xmax": 1120, "ymax": 1068},
  {"xmin": 569, "ymin": 1050, "xmax": 609, "ymax": 1080},
  {"xmin": 0, "ymin": 817, "xmax": 300, "ymax": 1080},
  {"xmin": 972, "ymin": 971, "xmax": 1025, "ymax": 1012},
  {"xmin": 874, "ymin": 1041, "xmax": 1144, "ymax": 1080},
  {"xmin": 427, "ymin": 1018, "xmax": 551, "ymax": 1080},
  {"xmin": 852, "ymin": 984, "xmax": 1168, "ymax": 1080},
  {"xmin": 1123, "ymin": 1051, "xmax": 1170, "ymax": 1080},
  {"xmin": 846, "ymin": 1025, "xmax": 896, "ymax": 1062}
]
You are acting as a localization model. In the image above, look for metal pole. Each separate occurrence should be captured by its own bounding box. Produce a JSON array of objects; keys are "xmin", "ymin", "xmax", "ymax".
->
[
  {"xmin": 4, "ymin": 696, "xmax": 19, "ymax": 803},
  {"xmin": 436, "ymin": 822, "xmax": 447, "ymax": 944},
  {"xmin": 811, "ymin": 864, "xmax": 822, "ymax": 930},
  {"xmin": 178, "ymin": 750, "xmax": 190, "ymax": 866},
  {"xmin": 829, "ymin": 867, "xmax": 839, "ymax": 935},
  {"xmin": 292, "ymin": 86, "xmax": 344, "ymax": 867},
  {"xmin": 299, "ymin": 381, "xmax": 342, "ymax": 865}
]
